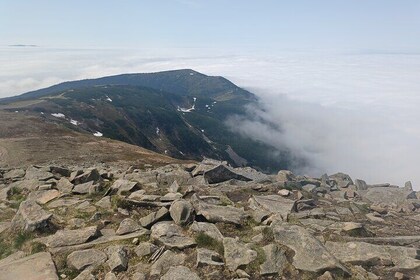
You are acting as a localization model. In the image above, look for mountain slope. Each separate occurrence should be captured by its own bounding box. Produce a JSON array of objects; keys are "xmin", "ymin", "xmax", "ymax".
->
[{"xmin": 0, "ymin": 69, "xmax": 290, "ymax": 172}]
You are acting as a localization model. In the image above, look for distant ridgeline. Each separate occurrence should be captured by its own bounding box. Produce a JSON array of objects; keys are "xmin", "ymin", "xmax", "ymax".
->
[{"xmin": 0, "ymin": 69, "xmax": 293, "ymax": 172}]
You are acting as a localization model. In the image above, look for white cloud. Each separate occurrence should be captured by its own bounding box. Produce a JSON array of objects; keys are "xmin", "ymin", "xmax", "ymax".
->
[{"xmin": 1, "ymin": 47, "xmax": 419, "ymax": 189}]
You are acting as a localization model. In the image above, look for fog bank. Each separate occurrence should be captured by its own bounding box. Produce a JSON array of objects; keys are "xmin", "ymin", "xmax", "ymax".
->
[{"xmin": 1, "ymin": 47, "xmax": 419, "ymax": 189}]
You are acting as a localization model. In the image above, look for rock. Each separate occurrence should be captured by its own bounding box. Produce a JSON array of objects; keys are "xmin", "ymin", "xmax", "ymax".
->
[
  {"xmin": 73, "ymin": 269, "xmax": 95, "ymax": 280},
  {"xmin": 72, "ymin": 169, "xmax": 101, "ymax": 185},
  {"xmin": 95, "ymin": 196, "xmax": 112, "ymax": 209},
  {"xmin": 329, "ymin": 172, "xmax": 353, "ymax": 188},
  {"xmin": 189, "ymin": 221, "xmax": 224, "ymax": 242},
  {"xmin": 273, "ymin": 224, "xmax": 348, "ymax": 274},
  {"xmin": 169, "ymin": 180, "xmax": 181, "ymax": 193},
  {"xmin": 203, "ymin": 165, "xmax": 252, "ymax": 184},
  {"xmin": 160, "ymin": 192, "xmax": 183, "ymax": 202},
  {"xmin": 24, "ymin": 167, "xmax": 54, "ymax": 181},
  {"xmin": 196, "ymin": 248, "xmax": 224, "ymax": 267},
  {"xmin": 0, "ymin": 252, "xmax": 58, "ymax": 280},
  {"xmin": 170, "ymin": 199, "xmax": 194, "ymax": 226},
  {"xmin": 49, "ymin": 166, "xmax": 71, "ymax": 177},
  {"xmin": 3, "ymin": 169, "xmax": 26, "ymax": 179},
  {"xmin": 27, "ymin": 189, "xmax": 60, "ymax": 204},
  {"xmin": 105, "ymin": 245, "xmax": 128, "ymax": 272},
  {"xmin": 150, "ymin": 250, "xmax": 186, "ymax": 276},
  {"xmin": 150, "ymin": 222, "xmax": 196, "ymax": 249},
  {"xmin": 317, "ymin": 271, "xmax": 334, "ymax": 280},
  {"xmin": 161, "ymin": 265, "xmax": 201, "ymax": 280},
  {"xmin": 366, "ymin": 213, "xmax": 385, "ymax": 223},
  {"xmin": 116, "ymin": 218, "xmax": 141, "ymax": 235},
  {"xmin": 56, "ymin": 178, "xmax": 74, "ymax": 193},
  {"xmin": 260, "ymin": 244, "xmax": 287, "ymax": 276},
  {"xmin": 43, "ymin": 226, "xmax": 100, "ymax": 247},
  {"xmin": 277, "ymin": 170, "xmax": 295, "ymax": 182},
  {"xmin": 223, "ymin": 237, "xmax": 257, "ymax": 271},
  {"xmin": 139, "ymin": 207, "xmax": 169, "ymax": 228},
  {"xmin": 11, "ymin": 200, "xmax": 53, "ymax": 232},
  {"xmin": 302, "ymin": 184, "xmax": 317, "ymax": 192},
  {"xmin": 394, "ymin": 272, "xmax": 408, "ymax": 280},
  {"xmin": 47, "ymin": 197, "xmax": 81, "ymax": 208},
  {"xmin": 72, "ymin": 181, "xmax": 99, "ymax": 195},
  {"xmin": 134, "ymin": 242, "xmax": 158, "ymax": 257},
  {"xmin": 278, "ymin": 189, "xmax": 290, "ymax": 196},
  {"xmin": 249, "ymin": 195, "xmax": 295, "ymax": 221},
  {"xmin": 361, "ymin": 187, "xmax": 415, "ymax": 207},
  {"xmin": 355, "ymin": 179, "xmax": 368, "ymax": 191},
  {"xmin": 195, "ymin": 201, "xmax": 247, "ymax": 225},
  {"xmin": 325, "ymin": 241, "xmax": 420, "ymax": 270},
  {"xmin": 104, "ymin": 272, "xmax": 117, "ymax": 280},
  {"xmin": 110, "ymin": 179, "xmax": 140, "ymax": 195},
  {"xmin": 67, "ymin": 249, "xmax": 107, "ymax": 271}
]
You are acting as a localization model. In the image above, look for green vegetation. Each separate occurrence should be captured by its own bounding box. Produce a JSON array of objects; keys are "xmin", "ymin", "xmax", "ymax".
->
[
  {"xmin": 14, "ymin": 231, "xmax": 33, "ymax": 249},
  {"xmin": 195, "ymin": 232, "xmax": 224, "ymax": 255}
]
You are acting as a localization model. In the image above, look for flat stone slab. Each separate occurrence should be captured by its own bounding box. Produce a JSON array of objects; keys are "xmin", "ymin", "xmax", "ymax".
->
[
  {"xmin": 273, "ymin": 224, "xmax": 348, "ymax": 274},
  {"xmin": 0, "ymin": 252, "xmax": 58, "ymax": 280},
  {"xmin": 11, "ymin": 200, "xmax": 53, "ymax": 232},
  {"xmin": 41, "ymin": 226, "xmax": 100, "ymax": 247},
  {"xmin": 325, "ymin": 241, "xmax": 420, "ymax": 270},
  {"xmin": 193, "ymin": 198, "xmax": 247, "ymax": 225},
  {"xmin": 249, "ymin": 195, "xmax": 295, "ymax": 220},
  {"xmin": 161, "ymin": 266, "xmax": 201, "ymax": 280},
  {"xmin": 151, "ymin": 222, "xmax": 196, "ymax": 249}
]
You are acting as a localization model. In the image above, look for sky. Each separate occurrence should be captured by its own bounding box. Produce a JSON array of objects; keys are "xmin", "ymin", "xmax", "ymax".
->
[{"xmin": 1, "ymin": 1, "xmax": 420, "ymax": 189}]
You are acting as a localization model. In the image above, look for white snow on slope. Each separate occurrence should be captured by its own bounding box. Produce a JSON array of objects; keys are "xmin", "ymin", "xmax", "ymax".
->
[
  {"xmin": 51, "ymin": 113, "xmax": 65, "ymax": 118},
  {"xmin": 70, "ymin": 119, "xmax": 79, "ymax": 126},
  {"xmin": 93, "ymin": 131, "xmax": 103, "ymax": 137}
]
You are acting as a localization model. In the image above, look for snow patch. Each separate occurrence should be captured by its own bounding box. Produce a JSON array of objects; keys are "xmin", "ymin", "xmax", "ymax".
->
[
  {"xmin": 106, "ymin": 96, "xmax": 112, "ymax": 102},
  {"xmin": 70, "ymin": 119, "xmax": 79, "ymax": 126},
  {"xmin": 93, "ymin": 131, "xmax": 103, "ymax": 137},
  {"xmin": 156, "ymin": 127, "xmax": 160, "ymax": 135},
  {"xmin": 51, "ymin": 113, "xmax": 65, "ymax": 118},
  {"xmin": 177, "ymin": 97, "xmax": 197, "ymax": 113}
]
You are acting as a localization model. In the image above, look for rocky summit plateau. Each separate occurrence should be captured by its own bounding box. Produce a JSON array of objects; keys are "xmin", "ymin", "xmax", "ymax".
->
[{"xmin": 0, "ymin": 158, "xmax": 419, "ymax": 280}]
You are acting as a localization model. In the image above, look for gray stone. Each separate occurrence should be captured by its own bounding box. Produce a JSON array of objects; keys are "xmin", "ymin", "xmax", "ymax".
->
[
  {"xmin": 273, "ymin": 224, "xmax": 348, "ymax": 274},
  {"xmin": 150, "ymin": 222, "xmax": 196, "ymax": 249},
  {"xmin": 95, "ymin": 196, "xmax": 112, "ymax": 209},
  {"xmin": 204, "ymin": 165, "xmax": 252, "ymax": 184},
  {"xmin": 249, "ymin": 195, "xmax": 295, "ymax": 221},
  {"xmin": 135, "ymin": 242, "xmax": 158, "ymax": 257},
  {"xmin": 302, "ymin": 184, "xmax": 317, "ymax": 192},
  {"xmin": 223, "ymin": 237, "xmax": 257, "ymax": 271},
  {"xmin": 104, "ymin": 272, "xmax": 117, "ymax": 280},
  {"xmin": 196, "ymin": 248, "xmax": 224, "ymax": 267},
  {"xmin": 325, "ymin": 241, "xmax": 420, "ymax": 270},
  {"xmin": 24, "ymin": 167, "xmax": 54, "ymax": 181},
  {"xmin": 150, "ymin": 250, "xmax": 186, "ymax": 276},
  {"xmin": 56, "ymin": 177, "xmax": 74, "ymax": 193},
  {"xmin": 276, "ymin": 170, "xmax": 295, "ymax": 182},
  {"xmin": 169, "ymin": 199, "xmax": 194, "ymax": 226},
  {"xmin": 169, "ymin": 180, "xmax": 181, "ymax": 193},
  {"xmin": 11, "ymin": 200, "xmax": 53, "ymax": 232},
  {"xmin": 193, "ymin": 196, "xmax": 247, "ymax": 225},
  {"xmin": 3, "ymin": 169, "xmax": 25, "ymax": 179},
  {"xmin": 116, "ymin": 218, "xmax": 141, "ymax": 235},
  {"xmin": 73, "ymin": 269, "xmax": 95, "ymax": 280},
  {"xmin": 105, "ymin": 245, "xmax": 128, "ymax": 272},
  {"xmin": 27, "ymin": 189, "xmax": 60, "ymax": 204},
  {"xmin": 355, "ymin": 179, "xmax": 368, "ymax": 191},
  {"xmin": 189, "ymin": 221, "xmax": 224, "ymax": 242},
  {"xmin": 260, "ymin": 244, "xmax": 287, "ymax": 276},
  {"xmin": 161, "ymin": 266, "xmax": 201, "ymax": 280},
  {"xmin": 43, "ymin": 226, "xmax": 100, "ymax": 247},
  {"xmin": 160, "ymin": 192, "xmax": 183, "ymax": 202},
  {"xmin": 67, "ymin": 249, "xmax": 107, "ymax": 271},
  {"xmin": 72, "ymin": 169, "xmax": 101, "ymax": 184},
  {"xmin": 110, "ymin": 179, "xmax": 140, "ymax": 195},
  {"xmin": 72, "ymin": 181, "xmax": 99, "ymax": 195},
  {"xmin": 139, "ymin": 207, "xmax": 169, "ymax": 228},
  {"xmin": 0, "ymin": 252, "xmax": 58, "ymax": 280}
]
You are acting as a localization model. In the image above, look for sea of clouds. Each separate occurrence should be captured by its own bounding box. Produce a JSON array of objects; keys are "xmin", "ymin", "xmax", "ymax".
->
[{"xmin": 1, "ymin": 47, "xmax": 419, "ymax": 189}]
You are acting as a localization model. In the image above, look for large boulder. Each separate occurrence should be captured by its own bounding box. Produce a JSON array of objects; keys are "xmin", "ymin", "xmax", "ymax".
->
[
  {"xmin": 105, "ymin": 245, "xmax": 128, "ymax": 272},
  {"xmin": 42, "ymin": 226, "xmax": 100, "ymax": 247},
  {"xmin": 72, "ymin": 169, "xmax": 101, "ymax": 185},
  {"xmin": 116, "ymin": 218, "xmax": 142, "ymax": 235},
  {"xmin": 325, "ymin": 241, "xmax": 420, "ymax": 270},
  {"xmin": 110, "ymin": 179, "xmax": 140, "ymax": 195},
  {"xmin": 273, "ymin": 224, "xmax": 348, "ymax": 274},
  {"xmin": 169, "ymin": 199, "xmax": 194, "ymax": 226},
  {"xmin": 249, "ymin": 195, "xmax": 295, "ymax": 221},
  {"xmin": 223, "ymin": 237, "xmax": 257, "ymax": 271},
  {"xmin": 196, "ymin": 248, "xmax": 224, "ymax": 267},
  {"xmin": 11, "ymin": 200, "xmax": 53, "ymax": 232},
  {"xmin": 67, "ymin": 249, "xmax": 107, "ymax": 271},
  {"xmin": 0, "ymin": 252, "xmax": 58, "ymax": 280},
  {"xmin": 193, "ymin": 196, "xmax": 247, "ymax": 225}
]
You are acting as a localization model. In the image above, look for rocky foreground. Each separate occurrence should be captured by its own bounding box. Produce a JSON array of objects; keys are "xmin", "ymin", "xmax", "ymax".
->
[{"xmin": 0, "ymin": 159, "xmax": 419, "ymax": 280}]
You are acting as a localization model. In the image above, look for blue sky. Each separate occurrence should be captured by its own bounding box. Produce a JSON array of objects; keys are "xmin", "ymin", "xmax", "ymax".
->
[{"xmin": 1, "ymin": 0, "xmax": 420, "ymax": 51}]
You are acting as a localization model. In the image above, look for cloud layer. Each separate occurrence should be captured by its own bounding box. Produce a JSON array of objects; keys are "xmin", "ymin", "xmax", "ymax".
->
[{"xmin": 1, "ymin": 47, "xmax": 419, "ymax": 189}]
